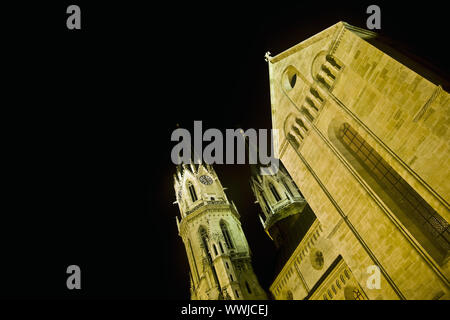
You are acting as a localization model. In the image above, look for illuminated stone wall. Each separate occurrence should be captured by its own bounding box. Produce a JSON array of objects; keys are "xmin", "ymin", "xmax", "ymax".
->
[{"xmin": 267, "ymin": 22, "xmax": 449, "ymax": 300}]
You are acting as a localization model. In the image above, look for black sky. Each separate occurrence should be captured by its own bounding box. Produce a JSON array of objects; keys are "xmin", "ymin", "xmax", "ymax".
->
[{"xmin": 3, "ymin": 1, "xmax": 449, "ymax": 298}]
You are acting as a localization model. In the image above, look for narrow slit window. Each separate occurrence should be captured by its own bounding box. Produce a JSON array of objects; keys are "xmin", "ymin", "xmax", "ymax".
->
[
  {"xmin": 245, "ymin": 281, "xmax": 252, "ymax": 294},
  {"xmin": 270, "ymin": 183, "xmax": 281, "ymax": 202},
  {"xmin": 221, "ymin": 221, "xmax": 234, "ymax": 249},
  {"xmin": 188, "ymin": 183, "xmax": 198, "ymax": 202}
]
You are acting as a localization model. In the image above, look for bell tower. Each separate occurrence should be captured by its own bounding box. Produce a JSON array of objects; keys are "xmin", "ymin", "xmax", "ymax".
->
[{"xmin": 174, "ymin": 163, "xmax": 267, "ymax": 300}]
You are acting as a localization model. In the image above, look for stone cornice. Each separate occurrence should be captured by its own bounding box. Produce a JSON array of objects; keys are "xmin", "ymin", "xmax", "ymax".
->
[{"xmin": 178, "ymin": 201, "xmax": 240, "ymax": 237}]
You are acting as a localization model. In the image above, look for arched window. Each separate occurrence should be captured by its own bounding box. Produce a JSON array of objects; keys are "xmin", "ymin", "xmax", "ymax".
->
[
  {"xmin": 220, "ymin": 220, "xmax": 234, "ymax": 249},
  {"xmin": 317, "ymin": 74, "xmax": 331, "ymax": 89},
  {"xmin": 310, "ymin": 87, "xmax": 324, "ymax": 102},
  {"xmin": 245, "ymin": 281, "xmax": 252, "ymax": 294},
  {"xmin": 344, "ymin": 269, "xmax": 350, "ymax": 280},
  {"xmin": 219, "ymin": 242, "xmax": 224, "ymax": 254},
  {"xmin": 213, "ymin": 244, "xmax": 218, "ymax": 256},
  {"xmin": 199, "ymin": 226, "xmax": 211, "ymax": 261},
  {"xmin": 292, "ymin": 125, "xmax": 304, "ymax": 140},
  {"xmin": 333, "ymin": 122, "xmax": 449, "ymax": 263},
  {"xmin": 305, "ymin": 97, "xmax": 318, "ymax": 112},
  {"xmin": 187, "ymin": 238, "xmax": 199, "ymax": 281},
  {"xmin": 285, "ymin": 290, "xmax": 293, "ymax": 300},
  {"xmin": 321, "ymin": 64, "xmax": 336, "ymax": 79},
  {"xmin": 188, "ymin": 182, "xmax": 198, "ymax": 202},
  {"xmin": 269, "ymin": 183, "xmax": 281, "ymax": 202},
  {"xmin": 326, "ymin": 54, "xmax": 341, "ymax": 70},
  {"xmin": 300, "ymin": 106, "xmax": 315, "ymax": 122},
  {"xmin": 287, "ymin": 133, "xmax": 300, "ymax": 149},
  {"xmin": 295, "ymin": 117, "xmax": 309, "ymax": 132},
  {"xmin": 282, "ymin": 66, "xmax": 299, "ymax": 91}
]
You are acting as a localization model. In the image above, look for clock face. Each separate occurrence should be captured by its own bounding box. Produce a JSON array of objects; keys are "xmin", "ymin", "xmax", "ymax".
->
[{"xmin": 199, "ymin": 175, "xmax": 213, "ymax": 185}]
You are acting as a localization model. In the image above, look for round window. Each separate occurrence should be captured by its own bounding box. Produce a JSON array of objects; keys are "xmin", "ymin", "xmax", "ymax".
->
[
  {"xmin": 282, "ymin": 66, "xmax": 299, "ymax": 91},
  {"xmin": 310, "ymin": 248, "xmax": 324, "ymax": 270}
]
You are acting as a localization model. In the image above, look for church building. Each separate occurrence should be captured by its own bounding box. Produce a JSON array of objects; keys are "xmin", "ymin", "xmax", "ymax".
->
[
  {"xmin": 173, "ymin": 22, "xmax": 449, "ymax": 300},
  {"xmin": 265, "ymin": 21, "xmax": 449, "ymax": 300}
]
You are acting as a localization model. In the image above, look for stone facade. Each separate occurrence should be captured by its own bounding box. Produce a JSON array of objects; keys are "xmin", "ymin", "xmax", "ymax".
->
[
  {"xmin": 251, "ymin": 162, "xmax": 364, "ymax": 300},
  {"xmin": 265, "ymin": 21, "xmax": 449, "ymax": 300}
]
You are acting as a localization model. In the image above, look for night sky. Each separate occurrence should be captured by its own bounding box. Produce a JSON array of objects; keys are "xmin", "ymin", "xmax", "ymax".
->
[{"xmin": 3, "ymin": 1, "xmax": 448, "ymax": 298}]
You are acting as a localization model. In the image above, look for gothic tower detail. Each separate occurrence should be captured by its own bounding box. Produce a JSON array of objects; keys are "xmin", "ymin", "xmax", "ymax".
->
[
  {"xmin": 251, "ymin": 162, "xmax": 365, "ymax": 300},
  {"xmin": 250, "ymin": 163, "xmax": 312, "ymax": 248},
  {"xmin": 174, "ymin": 163, "xmax": 267, "ymax": 300}
]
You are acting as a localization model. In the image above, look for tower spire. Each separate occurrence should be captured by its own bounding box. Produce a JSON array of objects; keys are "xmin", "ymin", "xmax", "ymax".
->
[{"xmin": 173, "ymin": 162, "xmax": 267, "ymax": 300}]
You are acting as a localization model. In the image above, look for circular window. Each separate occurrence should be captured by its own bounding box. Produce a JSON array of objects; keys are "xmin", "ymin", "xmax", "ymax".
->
[
  {"xmin": 282, "ymin": 66, "xmax": 299, "ymax": 91},
  {"xmin": 310, "ymin": 248, "xmax": 324, "ymax": 270},
  {"xmin": 199, "ymin": 175, "xmax": 213, "ymax": 185}
]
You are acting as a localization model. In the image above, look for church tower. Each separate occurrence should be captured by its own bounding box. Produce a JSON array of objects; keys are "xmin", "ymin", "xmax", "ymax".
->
[{"xmin": 174, "ymin": 163, "xmax": 267, "ymax": 300}]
